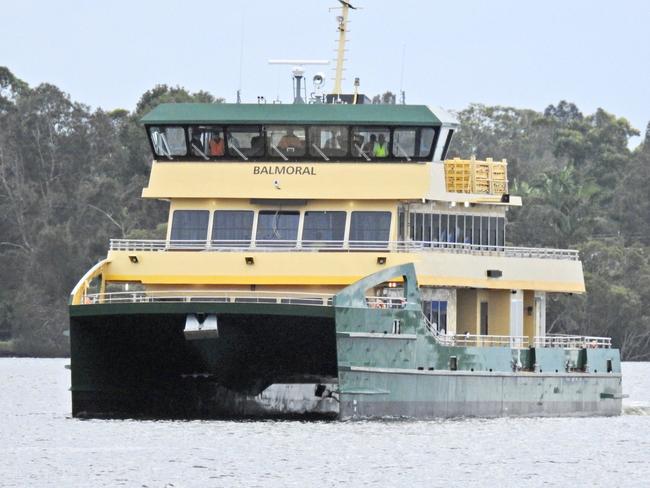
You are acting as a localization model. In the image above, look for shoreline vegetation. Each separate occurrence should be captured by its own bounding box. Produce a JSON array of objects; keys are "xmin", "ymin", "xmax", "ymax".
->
[{"xmin": 1, "ymin": 68, "xmax": 649, "ymax": 360}]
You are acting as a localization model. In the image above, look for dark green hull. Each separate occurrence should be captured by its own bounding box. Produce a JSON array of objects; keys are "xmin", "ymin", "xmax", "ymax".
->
[
  {"xmin": 69, "ymin": 265, "xmax": 622, "ymax": 419},
  {"xmin": 70, "ymin": 302, "xmax": 339, "ymax": 419}
]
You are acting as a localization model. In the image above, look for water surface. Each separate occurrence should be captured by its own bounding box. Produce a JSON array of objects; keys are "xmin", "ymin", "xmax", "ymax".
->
[{"xmin": 1, "ymin": 359, "xmax": 648, "ymax": 487}]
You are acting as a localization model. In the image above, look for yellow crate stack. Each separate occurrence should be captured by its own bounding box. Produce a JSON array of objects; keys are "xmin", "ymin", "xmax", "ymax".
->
[{"xmin": 444, "ymin": 157, "xmax": 508, "ymax": 195}]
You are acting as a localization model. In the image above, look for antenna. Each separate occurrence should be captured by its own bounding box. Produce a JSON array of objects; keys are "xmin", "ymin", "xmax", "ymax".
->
[
  {"xmin": 330, "ymin": 1, "xmax": 357, "ymax": 97},
  {"xmin": 268, "ymin": 60, "xmax": 329, "ymax": 104},
  {"xmin": 237, "ymin": 8, "xmax": 245, "ymax": 103},
  {"xmin": 399, "ymin": 43, "xmax": 406, "ymax": 105}
]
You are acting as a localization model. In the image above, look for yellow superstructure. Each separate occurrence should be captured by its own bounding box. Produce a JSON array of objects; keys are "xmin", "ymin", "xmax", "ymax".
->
[{"xmin": 72, "ymin": 102, "xmax": 585, "ymax": 343}]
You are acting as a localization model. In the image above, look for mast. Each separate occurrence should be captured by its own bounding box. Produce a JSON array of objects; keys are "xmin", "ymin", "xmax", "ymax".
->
[{"xmin": 332, "ymin": 1, "xmax": 356, "ymax": 97}]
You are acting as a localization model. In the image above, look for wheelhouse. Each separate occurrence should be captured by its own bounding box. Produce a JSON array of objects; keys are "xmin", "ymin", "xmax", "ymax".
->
[{"xmin": 142, "ymin": 103, "xmax": 458, "ymax": 163}]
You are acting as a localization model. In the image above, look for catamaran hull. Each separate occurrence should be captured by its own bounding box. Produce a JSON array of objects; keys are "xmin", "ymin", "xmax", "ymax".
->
[
  {"xmin": 338, "ymin": 369, "xmax": 622, "ymax": 419},
  {"xmin": 69, "ymin": 302, "xmax": 622, "ymax": 420}
]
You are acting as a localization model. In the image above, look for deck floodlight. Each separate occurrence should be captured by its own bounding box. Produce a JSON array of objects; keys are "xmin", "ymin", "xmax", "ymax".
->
[
  {"xmin": 245, "ymin": 256, "xmax": 255, "ymax": 265},
  {"xmin": 313, "ymin": 72, "xmax": 325, "ymax": 88},
  {"xmin": 128, "ymin": 255, "xmax": 139, "ymax": 264},
  {"xmin": 377, "ymin": 256, "xmax": 387, "ymax": 265}
]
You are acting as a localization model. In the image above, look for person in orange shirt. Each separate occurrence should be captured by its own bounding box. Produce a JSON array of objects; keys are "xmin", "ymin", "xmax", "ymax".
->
[{"xmin": 209, "ymin": 132, "xmax": 225, "ymax": 156}]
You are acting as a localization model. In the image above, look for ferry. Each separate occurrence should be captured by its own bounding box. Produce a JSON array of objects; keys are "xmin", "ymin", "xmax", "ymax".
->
[{"xmin": 68, "ymin": 3, "xmax": 622, "ymax": 419}]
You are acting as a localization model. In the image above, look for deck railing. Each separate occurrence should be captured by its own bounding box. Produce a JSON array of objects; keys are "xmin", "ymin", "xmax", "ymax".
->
[
  {"xmin": 533, "ymin": 334, "xmax": 612, "ymax": 349},
  {"xmin": 84, "ymin": 289, "xmax": 335, "ymax": 306},
  {"xmin": 422, "ymin": 315, "xmax": 529, "ymax": 349},
  {"xmin": 109, "ymin": 239, "xmax": 579, "ymax": 261}
]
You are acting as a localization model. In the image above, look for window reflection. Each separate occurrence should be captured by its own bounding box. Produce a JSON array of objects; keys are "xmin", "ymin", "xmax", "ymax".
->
[
  {"xmin": 350, "ymin": 211, "xmax": 391, "ymax": 247},
  {"xmin": 149, "ymin": 126, "xmax": 187, "ymax": 158},
  {"xmin": 226, "ymin": 126, "xmax": 264, "ymax": 159},
  {"xmin": 212, "ymin": 210, "xmax": 253, "ymax": 246},
  {"xmin": 170, "ymin": 210, "xmax": 209, "ymax": 240},
  {"xmin": 302, "ymin": 211, "xmax": 346, "ymax": 247},
  {"xmin": 267, "ymin": 126, "xmax": 306, "ymax": 159},
  {"xmin": 190, "ymin": 126, "xmax": 225, "ymax": 159},
  {"xmin": 308, "ymin": 126, "xmax": 349, "ymax": 159},
  {"xmin": 256, "ymin": 211, "xmax": 300, "ymax": 246}
]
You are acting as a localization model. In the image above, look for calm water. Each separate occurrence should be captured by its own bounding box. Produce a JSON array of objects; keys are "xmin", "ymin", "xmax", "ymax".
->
[{"xmin": 1, "ymin": 359, "xmax": 649, "ymax": 487}]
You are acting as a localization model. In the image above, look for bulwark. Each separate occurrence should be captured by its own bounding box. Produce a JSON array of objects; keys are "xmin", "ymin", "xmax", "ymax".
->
[{"xmin": 253, "ymin": 166, "xmax": 317, "ymax": 176}]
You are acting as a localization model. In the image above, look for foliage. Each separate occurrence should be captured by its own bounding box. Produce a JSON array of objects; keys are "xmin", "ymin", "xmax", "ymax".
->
[
  {"xmin": 0, "ymin": 70, "xmax": 221, "ymax": 355},
  {"xmin": 0, "ymin": 72, "xmax": 648, "ymax": 359},
  {"xmin": 450, "ymin": 102, "xmax": 650, "ymax": 360}
]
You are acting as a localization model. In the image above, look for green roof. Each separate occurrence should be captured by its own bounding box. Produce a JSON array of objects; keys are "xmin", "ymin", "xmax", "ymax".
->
[{"xmin": 140, "ymin": 103, "xmax": 441, "ymax": 126}]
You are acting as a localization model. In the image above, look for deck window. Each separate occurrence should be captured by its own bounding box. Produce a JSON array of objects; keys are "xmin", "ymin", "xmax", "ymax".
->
[
  {"xmin": 308, "ymin": 126, "xmax": 349, "ymax": 160},
  {"xmin": 352, "ymin": 127, "xmax": 390, "ymax": 160},
  {"xmin": 349, "ymin": 211, "xmax": 391, "ymax": 247},
  {"xmin": 256, "ymin": 211, "xmax": 300, "ymax": 246},
  {"xmin": 149, "ymin": 126, "xmax": 187, "ymax": 158},
  {"xmin": 170, "ymin": 210, "xmax": 209, "ymax": 241},
  {"xmin": 302, "ymin": 211, "xmax": 346, "ymax": 247},
  {"xmin": 408, "ymin": 212, "xmax": 506, "ymax": 247},
  {"xmin": 424, "ymin": 300, "xmax": 447, "ymax": 332},
  {"xmin": 226, "ymin": 126, "xmax": 265, "ymax": 159},
  {"xmin": 189, "ymin": 126, "xmax": 225, "ymax": 159},
  {"xmin": 212, "ymin": 210, "xmax": 254, "ymax": 246},
  {"xmin": 267, "ymin": 126, "xmax": 306, "ymax": 159}
]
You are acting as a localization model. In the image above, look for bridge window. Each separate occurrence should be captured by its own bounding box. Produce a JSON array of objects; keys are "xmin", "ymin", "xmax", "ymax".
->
[
  {"xmin": 149, "ymin": 126, "xmax": 187, "ymax": 159},
  {"xmin": 302, "ymin": 211, "xmax": 346, "ymax": 247},
  {"xmin": 352, "ymin": 127, "xmax": 390, "ymax": 160},
  {"xmin": 267, "ymin": 126, "xmax": 306, "ymax": 159},
  {"xmin": 256, "ymin": 211, "xmax": 300, "ymax": 246},
  {"xmin": 308, "ymin": 126, "xmax": 349, "ymax": 160},
  {"xmin": 433, "ymin": 128, "xmax": 454, "ymax": 161},
  {"xmin": 350, "ymin": 211, "xmax": 391, "ymax": 247},
  {"xmin": 189, "ymin": 126, "xmax": 225, "ymax": 159},
  {"xmin": 392, "ymin": 127, "xmax": 435, "ymax": 159},
  {"xmin": 226, "ymin": 126, "xmax": 264, "ymax": 159},
  {"xmin": 170, "ymin": 210, "xmax": 209, "ymax": 240},
  {"xmin": 212, "ymin": 210, "xmax": 254, "ymax": 246}
]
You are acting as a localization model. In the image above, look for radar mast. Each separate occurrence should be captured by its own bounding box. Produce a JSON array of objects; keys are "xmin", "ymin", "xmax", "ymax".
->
[{"xmin": 332, "ymin": 1, "xmax": 357, "ymax": 97}]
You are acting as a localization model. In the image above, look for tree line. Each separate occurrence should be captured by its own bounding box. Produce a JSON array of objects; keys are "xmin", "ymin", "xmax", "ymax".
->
[{"xmin": 0, "ymin": 69, "xmax": 648, "ymax": 359}]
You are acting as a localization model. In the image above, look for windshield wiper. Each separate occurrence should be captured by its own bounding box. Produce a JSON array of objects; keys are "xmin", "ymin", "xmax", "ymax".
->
[
  {"xmin": 395, "ymin": 143, "xmax": 412, "ymax": 161},
  {"xmin": 228, "ymin": 139, "xmax": 248, "ymax": 161},
  {"xmin": 311, "ymin": 143, "xmax": 330, "ymax": 161},
  {"xmin": 354, "ymin": 143, "xmax": 371, "ymax": 161},
  {"xmin": 191, "ymin": 143, "xmax": 209, "ymax": 161},
  {"xmin": 271, "ymin": 144, "xmax": 289, "ymax": 161},
  {"xmin": 159, "ymin": 134, "xmax": 173, "ymax": 160}
]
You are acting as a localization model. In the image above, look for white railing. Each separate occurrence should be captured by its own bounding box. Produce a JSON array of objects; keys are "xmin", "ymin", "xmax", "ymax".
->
[
  {"xmin": 533, "ymin": 334, "xmax": 612, "ymax": 349},
  {"xmin": 421, "ymin": 315, "xmax": 529, "ymax": 349},
  {"xmin": 84, "ymin": 289, "xmax": 334, "ymax": 306},
  {"xmin": 438, "ymin": 333, "xmax": 529, "ymax": 349},
  {"xmin": 109, "ymin": 239, "xmax": 579, "ymax": 260}
]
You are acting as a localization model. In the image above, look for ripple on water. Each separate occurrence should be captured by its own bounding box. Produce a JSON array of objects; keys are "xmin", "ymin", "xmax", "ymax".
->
[{"xmin": 0, "ymin": 359, "xmax": 649, "ymax": 487}]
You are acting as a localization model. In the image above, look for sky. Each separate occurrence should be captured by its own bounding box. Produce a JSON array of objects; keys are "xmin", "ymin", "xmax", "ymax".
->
[{"xmin": 1, "ymin": 0, "xmax": 649, "ymax": 144}]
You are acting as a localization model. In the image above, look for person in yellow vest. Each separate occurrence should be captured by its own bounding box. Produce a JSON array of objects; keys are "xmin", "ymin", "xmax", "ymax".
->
[{"xmin": 373, "ymin": 133, "xmax": 388, "ymax": 158}]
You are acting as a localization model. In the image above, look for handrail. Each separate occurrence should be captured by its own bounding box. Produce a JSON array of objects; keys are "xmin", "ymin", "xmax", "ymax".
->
[
  {"xmin": 69, "ymin": 259, "xmax": 110, "ymax": 305},
  {"xmin": 437, "ymin": 333, "xmax": 529, "ymax": 349},
  {"xmin": 108, "ymin": 239, "xmax": 580, "ymax": 260},
  {"xmin": 83, "ymin": 289, "xmax": 335, "ymax": 306},
  {"xmin": 533, "ymin": 334, "xmax": 611, "ymax": 349},
  {"xmin": 421, "ymin": 314, "xmax": 528, "ymax": 349}
]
